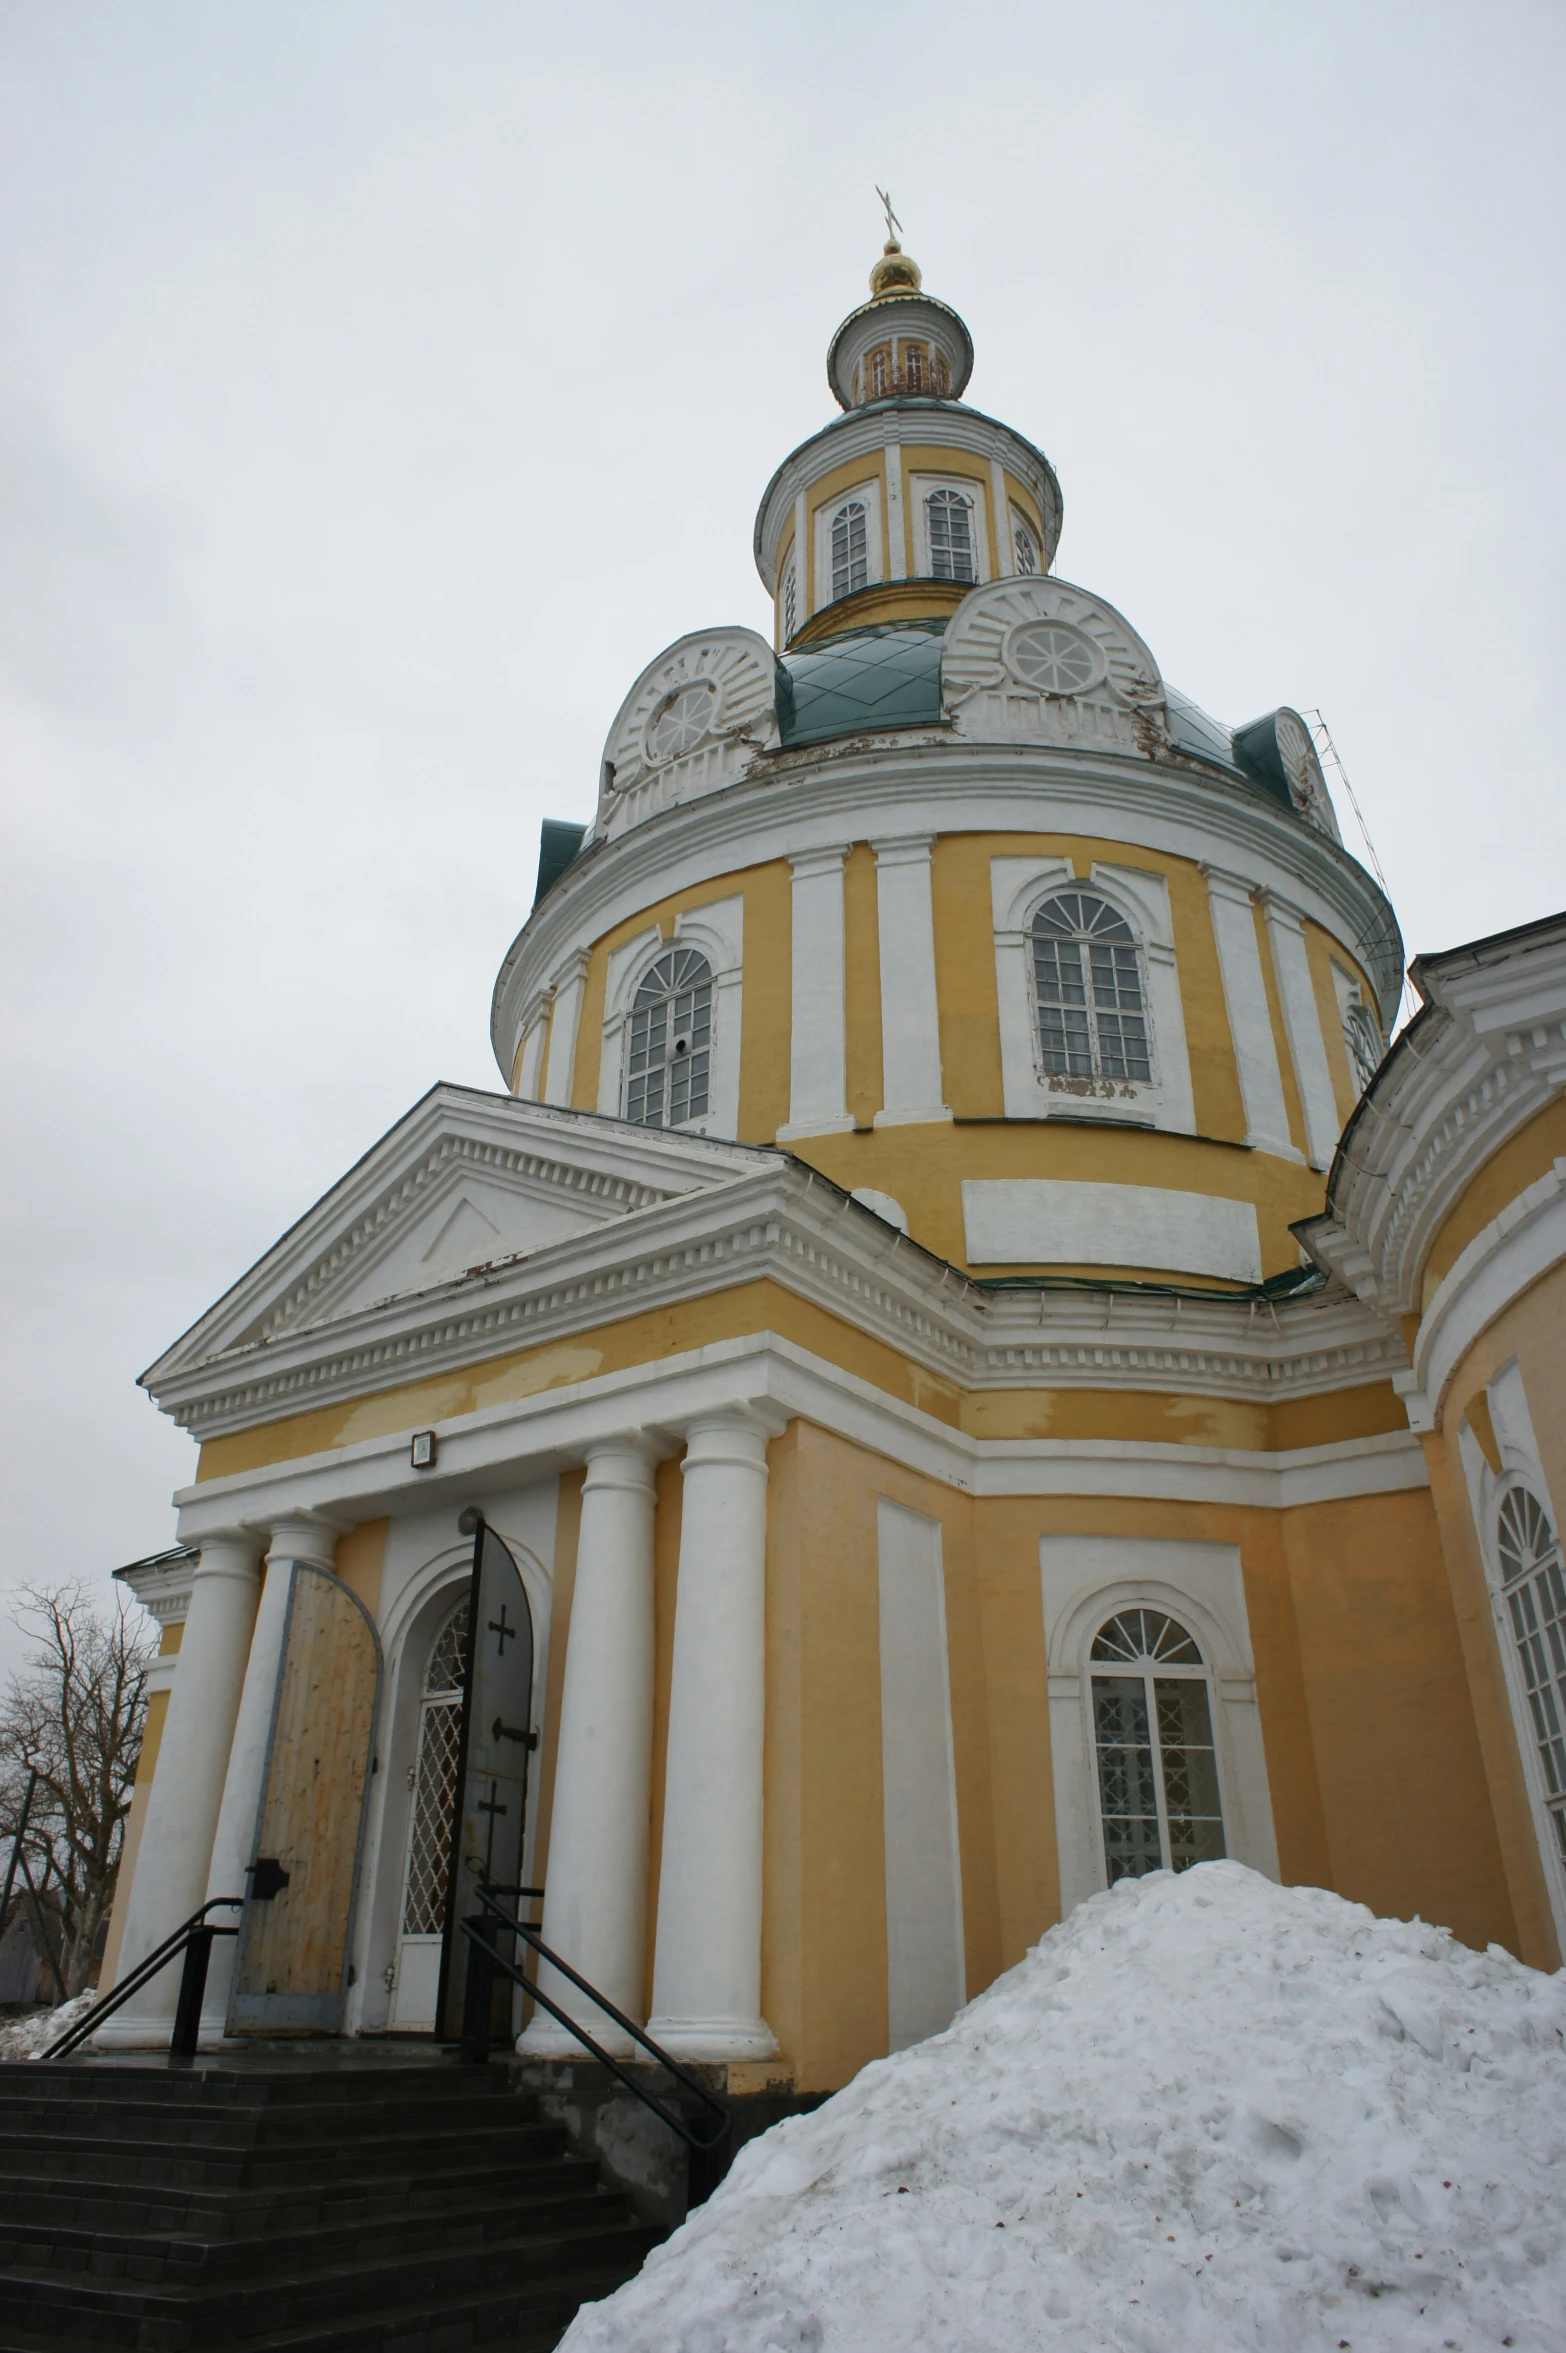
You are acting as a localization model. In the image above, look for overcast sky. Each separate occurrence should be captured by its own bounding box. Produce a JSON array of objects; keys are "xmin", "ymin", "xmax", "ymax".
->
[{"xmin": 1, "ymin": 0, "xmax": 1562, "ymax": 1683}]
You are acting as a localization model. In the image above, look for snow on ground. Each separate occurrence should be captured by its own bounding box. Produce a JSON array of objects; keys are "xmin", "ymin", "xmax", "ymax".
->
[
  {"xmin": 562, "ymin": 1863, "xmax": 1566, "ymax": 2353},
  {"xmin": 0, "ymin": 1992, "xmax": 93, "ymax": 2062}
]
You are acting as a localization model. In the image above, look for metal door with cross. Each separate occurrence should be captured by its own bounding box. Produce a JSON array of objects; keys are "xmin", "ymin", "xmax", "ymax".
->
[{"xmin": 435, "ymin": 1510, "xmax": 537, "ymax": 2041}]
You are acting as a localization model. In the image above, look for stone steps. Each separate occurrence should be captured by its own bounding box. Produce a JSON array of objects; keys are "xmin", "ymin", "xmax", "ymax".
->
[{"xmin": 0, "ymin": 2059, "xmax": 660, "ymax": 2351}]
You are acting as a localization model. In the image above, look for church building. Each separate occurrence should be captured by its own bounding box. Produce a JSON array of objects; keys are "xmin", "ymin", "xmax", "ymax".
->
[{"xmin": 101, "ymin": 235, "xmax": 1566, "ymax": 2092}]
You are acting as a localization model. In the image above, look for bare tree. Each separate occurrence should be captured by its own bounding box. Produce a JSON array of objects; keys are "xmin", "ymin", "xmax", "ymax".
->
[{"xmin": 0, "ymin": 1583, "xmax": 154, "ymax": 1997}]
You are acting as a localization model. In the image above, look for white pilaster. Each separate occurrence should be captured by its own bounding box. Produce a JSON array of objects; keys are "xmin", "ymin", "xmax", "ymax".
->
[
  {"xmin": 872, "ymin": 835, "xmax": 952, "ymax": 1127},
  {"xmin": 196, "ymin": 1515, "xmax": 340, "ymax": 2041},
  {"xmin": 541, "ymin": 950, "xmax": 590, "ymax": 1109},
  {"xmin": 521, "ymin": 1438, "xmax": 658, "ymax": 2057},
  {"xmin": 778, "ymin": 846, "xmax": 854, "ymax": 1141},
  {"xmin": 1260, "ymin": 893, "xmax": 1342, "ymax": 1170},
  {"xmin": 97, "ymin": 1534, "xmax": 262, "ymax": 2039},
  {"xmin": 989, "ymin": 456, "xmax": 1012, "ymax": 575},
  {"xmin": 885, "ymin": 443, "xmax": 906, "ymax": 581},
  {"xmin": 793, "ymin": 491, "xmax": 810, "ymax": 622},
  {"xmin": 647, "ymin": 1411, "xmax": 779, "ymax": 2059},
  {"xmin": 1202, "ymin": 865, "xmax": 1300, "ymax": 1161}
]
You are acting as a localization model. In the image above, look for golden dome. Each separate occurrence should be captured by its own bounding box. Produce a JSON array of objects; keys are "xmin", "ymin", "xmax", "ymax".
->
[{"xmin": 869, "ymin": 237, "xmax": 922, "ymax": 300}]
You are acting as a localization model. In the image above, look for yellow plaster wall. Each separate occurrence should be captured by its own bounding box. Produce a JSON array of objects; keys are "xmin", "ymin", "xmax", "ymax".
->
[
  {"xmin": 334, "ymin": 1519, "xmax": 387, "ymax": 1622},
  {"xmin": 749, "ymin": 1429, "xmax": 1514, "ymax": 2090}
]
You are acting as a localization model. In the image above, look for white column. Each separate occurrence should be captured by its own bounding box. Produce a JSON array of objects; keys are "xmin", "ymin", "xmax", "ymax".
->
[
  {"xmin": 521, "ymin": 1438, "xmax": 658, "ymax": 2058},
  {"xmin": 778, "ymin": 846, "xmax": 854, "ymax": 1141},
  {"xmin": 1201, "ymin": 864, "xmax": 1300, "ymax": 1161},
  {"xmin": 1260, "ymin": 893, "xmax": 1342, "ymax": 1170},
  {"xmin": 647, "ymin": 1412, "xmax": 778, "ymax": 2059},
  {"xmin": 793, "ymin": 491, "xmax": 810, "ymax": 622},
  {"xmin": 873, "ymin": 834, "xmax": 952, "ymax": 1127},
  {"xmin": 195, "ymin": 1514, "xmax": 339, "ymax": 2039},
  {"xmin": 95, "ymin": 1534, "xmax": 262, "ymax": 2042},
  {"xmin": 542, "ymin": 949, "xmax": 590, "ymax": 1108}
]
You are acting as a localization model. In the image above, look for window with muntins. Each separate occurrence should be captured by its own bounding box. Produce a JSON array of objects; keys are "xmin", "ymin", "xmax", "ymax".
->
[
  {"xmin": 1345, "ymin": 999, "xmax": 1383, "ymax": 1096},
  {"xmin": 1496, "ymin": 1485, "xmax": 1566, "ymax": 1868},
  {"xmin": 926, "ymin": 487, "xmax": 975, "ymax": 582},
  {"xmin": 782, "ymin": 557, "xmax": 797, "ymax": 644},
  {"xmin": 1032, "ymin": 892, "xmax": 1153, "ymax": 1083},
  {"xmin": 1012, "ymin": 512, "xmax": 1039, "ymax": 575},
  {"xmin": 1091, "ymin": 1609, "xmax": 1226, "ymax": 1883},
  {"xmin": 904, "ymin": 344, "xmax": 926, "ymax": 391},
  {"xmin": 830, "ymin": 501, "xmax": 869, "ymax": 600},
  {"xmin": 625, "ymin": 946, "xmax": 713, "ymax": 1129},
  {"xmin": 870, "ymin": 347, "xmax": 890, "ymax": 399}
]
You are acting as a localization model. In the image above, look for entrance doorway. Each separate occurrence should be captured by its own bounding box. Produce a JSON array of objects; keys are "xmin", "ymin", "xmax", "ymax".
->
[{"xmin": 387, "ymin": 1598, "xmax": 468, "ymax": 2031}]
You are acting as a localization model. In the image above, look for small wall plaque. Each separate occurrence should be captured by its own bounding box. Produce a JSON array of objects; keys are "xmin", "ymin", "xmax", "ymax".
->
[{"xmin": 410, "ymin": 1430, "xmax": 438, "ymax": 1470}]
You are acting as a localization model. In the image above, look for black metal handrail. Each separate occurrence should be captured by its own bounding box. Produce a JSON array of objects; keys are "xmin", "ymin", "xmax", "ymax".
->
[
  {"xmin": 39, "ymin": 1899, "xmax": 244, "ymax": 2064},
  {"xmin": 457, "ymin": 1883, "xmax": 732, "ymax": 2202}
]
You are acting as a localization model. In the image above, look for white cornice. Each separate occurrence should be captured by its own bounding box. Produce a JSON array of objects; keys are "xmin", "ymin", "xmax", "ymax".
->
[
  {"xmin": 169, "ymin": 1329, "xmax": 1428, "ymax": 1543},
  {"xmin": 1306, "ymin": 915, "xmax": 1566, "ymax": 1321},
  {"xmin": 492, "ymin": 739, "xmax": 1400, "ymax": 1080},
  {"xmin": 146, "ymin": 1130, "xmax": 1408, "ymax": 1442}
]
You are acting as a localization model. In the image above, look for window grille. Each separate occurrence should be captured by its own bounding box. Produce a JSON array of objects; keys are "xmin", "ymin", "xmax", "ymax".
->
[
  {"xmin": 399, "ymin": 1598, "xmax": 470, "ymax": 1937},
  {"xmin": 1031, "ymin": 892, "xmax": 1153, "ymax": 1083},
  {"xmin": 625, "ymin": 946, "xmax": 713, "ymax": 1129},
  {"xmin": 1090, "ymin": 1609, "xmax": 1225, "ymax": 1883},
  {"xmin": 1012, "ymin": 513, "xmax": 1039, "ymax": 575},
  {"xmin": 1345, "ymin": 1000, "xmax": 1383, "ymax": 1096},
  {"xmin": 782, "ymin": 558, "xmax": 797, "ymax": 644},
  {"xmin": 926, "ymin": 487, "xmax": 975, "ymax": 582},
  {"xmin": 1496, "ymin": 1486, "xmax": 1566, "ymax": 1867},
  {"xmin": 830, "ymin": 501, "xmax": 869, "ymax": 601}
]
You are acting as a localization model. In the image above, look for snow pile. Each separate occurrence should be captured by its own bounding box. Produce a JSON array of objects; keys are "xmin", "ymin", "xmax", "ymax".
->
[
  {"xmin": 562, "ymin": 1863, "xmax": 1566, "ymax": 2353},
  {"xmin": 0, "ymin": 1992, "xmax": 94, "ymax": 2062}
]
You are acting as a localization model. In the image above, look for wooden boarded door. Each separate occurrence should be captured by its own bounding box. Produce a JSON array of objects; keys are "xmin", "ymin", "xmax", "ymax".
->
[
  {"xmin": 435, "ymin": 1512, "xmax": 536, "ymax": 2040},
  {"xmin": 228, "ymin": 1564, "xmax": 383, "ymax": 2034}
]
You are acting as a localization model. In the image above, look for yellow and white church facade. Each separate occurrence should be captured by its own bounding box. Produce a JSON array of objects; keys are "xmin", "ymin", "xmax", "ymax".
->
[{"xmin": 102, "ymin": 239, "xmax": 1566, "ymax": 2087}]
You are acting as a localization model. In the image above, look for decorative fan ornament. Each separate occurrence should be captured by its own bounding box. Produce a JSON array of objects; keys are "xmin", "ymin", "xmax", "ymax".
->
[
  {"xmin": 1006, "ymin": 621, "xmax": 1102, "ymax": 696},
  {"xmin": 646, "ymin": 681, "xmax": 719, "ymax": 765}
]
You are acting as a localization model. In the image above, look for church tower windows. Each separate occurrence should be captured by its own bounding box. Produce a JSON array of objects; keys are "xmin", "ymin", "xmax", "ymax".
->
[
  {"xmin": 1031, "ymin": 891, "xmax": 1154, "ymax": 1084},
  {"xmin": 924, "ymin": 485, "xmax": 976, "ymax": 582},
  {"xmin": 781, "ymin": 555, "xmax": 797, "ymax": 645},
  {"xmin": 1012, "ymin": 509, "xmax": 1039, "ymax": 575},
  {"xmin": 624, "ymin": 946, "xmax": 713, "ymax": 1129},
  {"xmin": 830, "ymin": 500, "xmax": 869, "ymax": 601}
]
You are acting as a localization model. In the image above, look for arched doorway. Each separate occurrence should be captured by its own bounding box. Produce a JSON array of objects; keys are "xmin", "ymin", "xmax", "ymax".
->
[{"xmin": 387, "ymin": 1596, "xmax": 468, "ymax": 2030}]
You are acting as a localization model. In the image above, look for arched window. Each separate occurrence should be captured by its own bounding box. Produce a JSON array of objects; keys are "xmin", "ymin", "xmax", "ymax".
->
[
  {"xmin": 399, "ymin": 1598, "xmax": 469, "ymax": 1939},
  {"xmin": 870, "ymin": 346, "xmax": 890, "ymax": 399},
  {"xmin": 1012, "ymin": 511, "xmax": 1039, "ymax": 575},
  {"xmin": 1090, "ymin": 1609, "xmax": 1226, "ymax": 1883},
  {"xmin": 930, "ymin": 351, "xmax": 950, "ymax": 396},
  {"xmin": 1032, "ymin": 892, "xmax": 1153, "ymax": 1083},
  {"xmin": 625, "ymin": 946, "xmax": 712, "ymax": 1129},
  {"xmin": 903, "ymin": 344, "xmax": 926, "ymax": 392},
  {"xmin": 830, "ymin": 501, "xmax": 868, "ymax": 601},
  {"xmin": 926, "ymin": 487, "xmax": 975, "ymax": 582},
  {"xmin": 1496, "ymin": 1486, "xmax": 1566, "ymax": 1866},
  {"xmin": 781, "ymin": 556, "xmax": 797, "ymax": 644}
]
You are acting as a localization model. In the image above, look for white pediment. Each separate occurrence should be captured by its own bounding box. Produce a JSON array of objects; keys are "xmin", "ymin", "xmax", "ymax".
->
[
  {"xmin": 592, "ymin": 627, "xmax": 779, "ymax": 845},
  {"xmin": 144, "ymin": 1085, "xmax": 774, "ymax": 1386}
]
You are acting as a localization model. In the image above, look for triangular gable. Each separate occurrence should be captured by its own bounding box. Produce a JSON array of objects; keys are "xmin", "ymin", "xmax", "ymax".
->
[{"xmin": 143, "ymin": 1083, "xmax": 775, "ymax": 1388}]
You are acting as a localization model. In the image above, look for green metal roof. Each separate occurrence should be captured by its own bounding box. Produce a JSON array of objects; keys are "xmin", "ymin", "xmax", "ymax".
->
[{"xmin": 776, "ymin": 619, "xmax": 947, "ymax": 748}]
